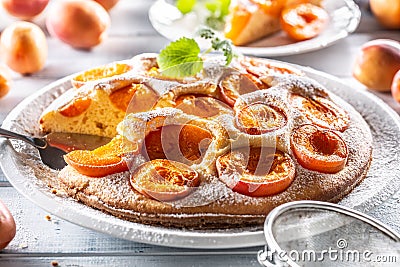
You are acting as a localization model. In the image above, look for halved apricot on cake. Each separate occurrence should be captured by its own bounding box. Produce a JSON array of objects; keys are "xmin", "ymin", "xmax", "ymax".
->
[
  {"xmin": 235, "ymin": 103, "xmax": 287, "ymax": 135},
  {"xmin": 239, "ymin": 57, "xmax": 304, "ymax": 78},
  {"xmin": 64, "ymin": 135, "xmax": 138, "ymax": 177},
  {"xmin": 219, "ymin": 72, "xmax": 261, "ymax": 107},
  {"xmin": 58, "ymin": 97, "xmax": 92, "ymax": 117},
  {"xmin": 173, "ymin": 94, "xmax": 233, "ymax": 118},
  {"xmin": 130, "ymin": 159, "xmax": 200, "ymax": 202},
  {"xmin": 143, "ymin": 124, "xmax": 213, "ymax": 164},
  {"xmin": 290, "ymin": 124, "xmax": 348, "ymax": 173},
  {"xmin": 290, "ymin": 94, "xmax": 350, "ymax": 131},
  {"xmin": 216, "ymin": 147, "xmax": 295, "ymax": 197},
  {"xmin": 72, "ymin": 62, "xmax": 133, "ymax": 89}
]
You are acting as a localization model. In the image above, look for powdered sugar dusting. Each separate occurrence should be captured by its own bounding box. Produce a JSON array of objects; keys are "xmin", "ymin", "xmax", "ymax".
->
[{"xmin": 2, "ymin": 55, "xmax": 398, "ymax": 238}]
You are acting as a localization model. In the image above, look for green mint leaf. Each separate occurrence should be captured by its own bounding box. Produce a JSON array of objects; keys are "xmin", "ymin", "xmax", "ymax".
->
[
  {"xmin": 176, "ymin": 0, "xmax": 197, "ymax": 14},
  {"xmin": 157, "ymin": 37, "xmax": 203, "ymax": 78}
]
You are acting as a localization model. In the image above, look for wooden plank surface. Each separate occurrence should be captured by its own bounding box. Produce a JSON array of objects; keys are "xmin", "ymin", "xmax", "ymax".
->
[{"xmin": 1, "ymin": 0, "xmax": 400, "ymax": 266}]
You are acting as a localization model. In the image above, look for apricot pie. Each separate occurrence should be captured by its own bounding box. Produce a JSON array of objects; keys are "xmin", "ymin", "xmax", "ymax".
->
[{"xmin": 40, "ymin": 54, "xmax": 372, "ymax": 228}]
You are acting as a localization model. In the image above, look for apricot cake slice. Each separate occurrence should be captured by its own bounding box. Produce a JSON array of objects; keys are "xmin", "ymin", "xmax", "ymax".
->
[{"xmin": 224, "ymin": 0, "xmax": 323, "ymax": 45}]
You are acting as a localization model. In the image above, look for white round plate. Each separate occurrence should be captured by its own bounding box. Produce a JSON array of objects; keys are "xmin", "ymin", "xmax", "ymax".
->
[
  {"xmin": 1, "ymin": 64, "xmax": 400, "ymax": 249},
  {"xmin": 148, "ymin": 0, "xmax": 361, "ymax": 57}
]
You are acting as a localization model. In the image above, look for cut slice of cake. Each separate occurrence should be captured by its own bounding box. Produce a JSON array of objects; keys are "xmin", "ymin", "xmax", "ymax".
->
[
  {"xmin": 224, "ymin": 0, "xmax": 323, "ymax": 46},
  {"xmin": 39, "ymin": 77, "xmax": 157, "ymax": 138}
]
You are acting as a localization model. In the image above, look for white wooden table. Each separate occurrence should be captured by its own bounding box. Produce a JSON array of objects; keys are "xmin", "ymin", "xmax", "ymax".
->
[{"xmin": 0, "ymin": 1, "xmax": 399, "ymax": 266}]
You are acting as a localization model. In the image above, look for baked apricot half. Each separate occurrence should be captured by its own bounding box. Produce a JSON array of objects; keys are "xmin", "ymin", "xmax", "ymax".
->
[
  {"xmin": 290, "ymin": 94, "xmax": 350, "ymax": 131},
  {"xmin": 109, "ymin": 84, "xmax": 140, "ymax": 112},
  {"xmin": 144, "ymin": 124, "xmax": 213, "ymax": 164},
  {"xmin": 72, "ymin": 62, "xmax": 132, "ymax": 88},
  {"xmin": 240, "ymin": 57, "xmax": 303, "ymax": 79},
  {"xmin": 219, "ymin": 72, "xmax": 261, "ymax": 107},
  {"xmin": 216, "ymin": 147, "xmax": 295, "ymax": 197},
  {"xmin": 291, "ymin": 124, "xmax": 348, "ymax": 173},
  {"xmin": 131, "ymin": 159, "xmax": 200, "ymax": 202},
  {"xmin": 64, "ymin": 136, "xmax": 138, "ymax": 177},
  {"xmin": 280, "ymin": 3, "xmax": 329, "ymax": 41},
  {"xmin": 173, "ymin": 94, "xmax": 232, "ymax": 118},
  {"xmin": 236, "ymin": 103, "xmax": 287, "ymax": 135},
  {"xmin": 58, "ymin": 97, "xmax": 92, "ymax": 117}
]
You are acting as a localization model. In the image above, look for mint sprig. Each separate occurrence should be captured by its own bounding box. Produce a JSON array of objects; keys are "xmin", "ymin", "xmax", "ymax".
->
[
  {"xmin": 157, "ymin": 37, "xmax": 203, "ymax": 78},
  {"xmin": 198, "ymin": 28, "xmax": 233, "ymax": 65},
  {"xmin": 157, "ymin": 28, "xmax": 234, "ymax": 78}
]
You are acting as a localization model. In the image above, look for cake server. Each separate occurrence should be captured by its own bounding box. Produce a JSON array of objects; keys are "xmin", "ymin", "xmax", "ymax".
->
[{"xmin": 0, "ymin": 128, "xmax": 111, "ymax": 170}]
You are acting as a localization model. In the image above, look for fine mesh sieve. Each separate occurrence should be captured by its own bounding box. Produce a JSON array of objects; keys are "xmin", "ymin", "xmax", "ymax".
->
[{"xmin": 258, "ymin": 201, "xmax": 400, "ymax": 267}]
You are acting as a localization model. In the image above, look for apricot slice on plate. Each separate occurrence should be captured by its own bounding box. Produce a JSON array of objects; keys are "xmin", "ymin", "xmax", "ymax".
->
[
  {"xmin": 291, "ymin": 124, "xmax": 348, "ymax": 173},
  {"xmin": 219, "ymin": 72, "xmax": 261, "ymax": 107},
  {"xmin": 64, "ymin": 135, "xmax": 138, "ymax": 177},
  {"xmin": 216, "ymin": 147, "xmax": 295, "ymax": 197},
  {"xmin": 236, "ymin": 103, "xmax": 287, "ymax": 135},
  {"xmin": 58, "ymin": 97, "xmax": 92, "ymax": 117},
  {"xmin": 72, "ymin": 62, "xmax": 132, "ymax": 88},
  {"xmin": 173, "ymin": 94, "xmax": 232, "ymax": 118},
  {"xmin": 290, "ymin": 94, "xmax": 349, "ymax": 131},
  {"xmin": 131, "ymin": 159, "xmax": 200, "ymax": 202},
  {"xmin": 144, "ymin": 124, "xmax": 213, "ymax": 164},
  {"xmin": 280, "ymin": 3, "xmax": 329, "ymax": 41}
]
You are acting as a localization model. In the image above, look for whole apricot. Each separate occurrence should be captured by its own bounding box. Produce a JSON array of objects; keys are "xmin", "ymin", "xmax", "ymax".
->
[
  {"xmin": 353, "ymin": 39, "xmax": 400, "ymax": 91},
  {"xmin": 0, "ymin": 66, "xmax": 11, "ymax": 99},
  {"xmin": 1, "ymin": 0, "xmax": 49, "ymax": 20},
  {"xmin": 46, "ymin": 0, "xmax": 111, "ymax": 49},
  {"xmin": 0, "ymin": 21, "xmax": 47, "ymax": 74},
  {"xmin": 0, "ymin": 199, "xmax": 16, "ymax": 250},
  {"xmin": 391, "ymin": 69, "xmax": 400, "ymax": 103},
  {"xmin": 93, "ymin": 0, "xmax": 119, "ymax": 11},
  {"xmin": 2, "ymin": 0, "xmax": 49, "ymax": 19},
  {"xmin": 370, "ymin": 0, "xmax": 400, "ymax": 29}
]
